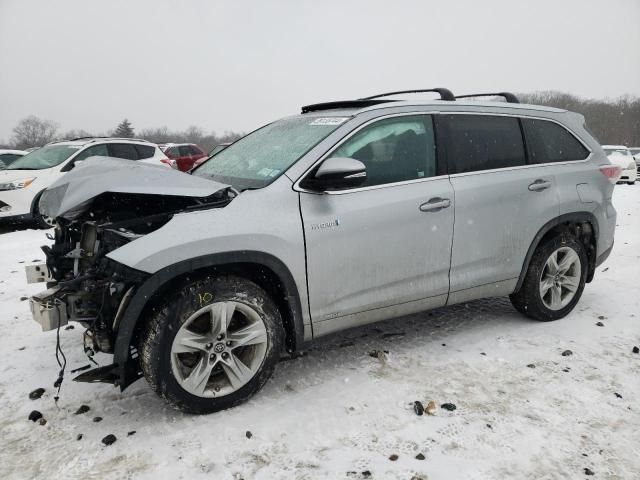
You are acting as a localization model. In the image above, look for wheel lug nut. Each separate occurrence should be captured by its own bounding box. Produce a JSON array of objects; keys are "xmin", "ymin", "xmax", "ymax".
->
[
  {"xmin": 205, "ymin": 343, "xmax": 213, "ymax": 350},
  {"xmin": 209, "ymin": 354, "xmax": 216, "ymax": 361},
  {"xmin": 222, "ymin": 352, "xmax": 229, "ymax": 358},
  {"xmin": 217, "ymin": 334, "xmax": 224, "ymax": 341},
  {"xmin": 226, "ymin": 341, "xmax": 232, "ymax": 347}
]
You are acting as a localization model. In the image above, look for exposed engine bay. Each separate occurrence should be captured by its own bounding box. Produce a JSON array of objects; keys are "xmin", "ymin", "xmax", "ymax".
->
[{"xmin": 28, "ymin": 158, "xmax": 233, "ymax": 366}]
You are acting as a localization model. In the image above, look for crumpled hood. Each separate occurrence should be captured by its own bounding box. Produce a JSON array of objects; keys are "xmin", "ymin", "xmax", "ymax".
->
[{"xmin": 39, "ymin": 156, "xmax": 230, "ymax": 218}]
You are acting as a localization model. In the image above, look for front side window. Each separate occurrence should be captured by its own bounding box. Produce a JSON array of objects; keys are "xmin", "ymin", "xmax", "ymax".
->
[
  {"xmin": 179, "ymin": 145, "xmax": 193, "ymax": 157},
  {"xmin": 445, "ymin": 115, "xmax": 526, "ymax": 174},
  {"xmin": 73, "ymin": 144, "xmax": 109, "ymax": 162},
  {"xmin": 330, "ymin": 115, "xmax": 436, "ymax": 187},
  {"xmin": 523, "ymin": 119, "xmax": 589, "ymax": 163},
  {"xmin": 193, "ymin": 116, "xmax": 346, "ymax": 190},
  {"xmin": 7, "ymin": 145, "xmax": 81, "ymax": 170}
]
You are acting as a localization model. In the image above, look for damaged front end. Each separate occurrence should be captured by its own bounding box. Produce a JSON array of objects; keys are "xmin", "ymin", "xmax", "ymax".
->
[{"xmin": 27, "ymin": 158, "xmax": 232, "ymax": 384}]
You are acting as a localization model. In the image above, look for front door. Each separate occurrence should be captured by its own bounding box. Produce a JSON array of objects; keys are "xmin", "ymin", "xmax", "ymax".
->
[{"xmin": 299, "ymin": 114, "xmax": 455, "ymax": 336}]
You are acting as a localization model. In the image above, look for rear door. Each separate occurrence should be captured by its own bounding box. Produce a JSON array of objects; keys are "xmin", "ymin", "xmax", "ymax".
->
[
  {"xmin": 442, "ymin": 113, "xmax": 560, "ymax": 303},
  {"xmin": 108, "ymin": 143, "xmax": 140, "ymax": 161},
  {"xmin": 299, "ymin": 114, "xmax": 455, "ymax": 336}
]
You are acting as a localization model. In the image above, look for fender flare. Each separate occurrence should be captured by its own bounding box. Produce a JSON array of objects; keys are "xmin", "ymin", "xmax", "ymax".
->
[
  {"xmin": 113, "ymin": 251, "xmax": 305, "ymax": 390},
  {"xmin": 29, "ymin": 189, "xmax": 47, "ymax": 216},
  {"xmin": 514, "ymin": 212, "xmax": 599, "ymax": 292}
]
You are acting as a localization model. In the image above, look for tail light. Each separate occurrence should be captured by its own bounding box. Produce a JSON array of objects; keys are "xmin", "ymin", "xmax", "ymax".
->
[
  {"xmin": 599, "ymin": 165, "xmax": 622, "ymax": 184},
  {"xmin": 160, "ymin": 158, "xmax": 176, "ymax": 168}
]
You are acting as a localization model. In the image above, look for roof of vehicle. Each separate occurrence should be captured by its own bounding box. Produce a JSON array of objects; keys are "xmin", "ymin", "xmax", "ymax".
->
[
  {"xmin": 0, "ymin": 149, "xmax": 28, "ymax": 155},
  {"xmin": 159, "ymin": 143, "xmax": 201, "ymax": 148},
  {"xmin": 46, "ymin": 137, "xmax": 155, "ymax": 147},
  {"xmin": 601, "ymin": 145, "xmax": 629, "ymax": 150}
]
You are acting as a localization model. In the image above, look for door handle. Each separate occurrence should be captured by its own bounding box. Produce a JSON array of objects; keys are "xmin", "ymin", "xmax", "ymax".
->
[
  {"xmin": 528, "ymin": 179, "xmax": 551, "ymax": 192},
  {"xmin": 419, "ymin": 197, "xmax": 451, "ymax": 212}
]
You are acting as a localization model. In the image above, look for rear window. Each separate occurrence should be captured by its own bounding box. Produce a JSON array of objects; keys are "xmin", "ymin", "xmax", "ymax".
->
[
  {"xmin": 135, "ymin": 144, "xmax": 155, "ymax": 159},
  {"xmin": 445, "ymin": 115, "xmax": 526, "ymax": 173},
  {"xmin": 523, "ymin": 119, "xmax": 589, "ymax": 163}
]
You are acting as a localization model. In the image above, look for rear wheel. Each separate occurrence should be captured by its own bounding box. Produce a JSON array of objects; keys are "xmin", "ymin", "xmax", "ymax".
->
[
  {"xmin": 510, "ymin": 235, "xmax": 587, "ymax": 321},
  {"xmin": 139, "ymin": 275, "xmax": 284, "ymax": 414},
  {"xmin": 628, "ymin": 181, "xmax": 636, "ymax": 185}
]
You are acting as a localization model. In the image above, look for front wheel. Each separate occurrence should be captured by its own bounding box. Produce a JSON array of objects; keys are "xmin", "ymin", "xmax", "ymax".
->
[
  {"xmin": 628, "ymin": 181, "xmax": 636, "ymax": 185},
  {"xmin": 32, "ymin": 201, "xmax": 55, "ymax": 229},
  {"xmin": 139, "ymin": 275, "xmax": 284, "ymax": 414},
  {"xmin": 510, "ymin": 235, "xmax": 587, "ymax": 321}
]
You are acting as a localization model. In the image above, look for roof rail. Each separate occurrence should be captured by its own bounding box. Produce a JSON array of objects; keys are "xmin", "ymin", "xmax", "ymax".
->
[
  {"xmin": 301, "ymin": 99, "xmax": 393, "ymax": 114},
  {"xmin": 455, "ymin": 92, "xmax": 520, "ymax": 104},
  {"xmin": 361, "ymin": 88, "xmax": 456, "ymax": 101}
]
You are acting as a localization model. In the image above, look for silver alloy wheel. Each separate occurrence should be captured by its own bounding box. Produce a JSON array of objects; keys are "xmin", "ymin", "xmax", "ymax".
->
[
  {"xmin": 170, "ymin": 301, "xmax": 268, "ymax": 398},
  {"xmin": 539, "ymin": 246, "xmax": 581, "ymax": 311}
]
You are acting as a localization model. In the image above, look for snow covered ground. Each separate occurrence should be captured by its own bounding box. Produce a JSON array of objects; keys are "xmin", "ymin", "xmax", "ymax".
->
[{"xmin": 0, "ymin": 187, "xmax": 638, "ymax": 480}]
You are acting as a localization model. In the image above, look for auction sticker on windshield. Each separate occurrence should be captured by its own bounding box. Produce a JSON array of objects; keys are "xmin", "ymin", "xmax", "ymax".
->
[{"xmin": 309, "ymin": 117, "xmax": 349, "ymax": 126}]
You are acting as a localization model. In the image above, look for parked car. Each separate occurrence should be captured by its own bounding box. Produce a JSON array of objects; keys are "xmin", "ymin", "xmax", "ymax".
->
[
  {"xmin": 28, "ymin": 89, "xmax": 616, "ymax": 414},
  {"xmin": 191, "ymin": 142, "xmax": 233, "ymax": 170},
  {"xmin": 159, "ymin": 143, "xmax": 207, "ymax": 172},
  {"xmin": 0, "ymin": 149, "xmax": 28, "ymax": 170},
  {"xmin": 0, "ymin": 137, "xmax": 169, "ymax": 228},
  {"xmin": 629, "ymin": 147, "xmax": 640, "ymax": 173},
  {"xmin": 602, "ymin": 145, "xmax": 637, "ymax": 185}
]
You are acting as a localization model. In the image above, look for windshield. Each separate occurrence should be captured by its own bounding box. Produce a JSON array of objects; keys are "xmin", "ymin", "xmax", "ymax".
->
[
  {"xmin": 193, "ymin": 116, "xmax": 348, "ymax": 189},
  {"xmin": 7, "ymin": 145, "xmax": 81, "ymax": 170}
]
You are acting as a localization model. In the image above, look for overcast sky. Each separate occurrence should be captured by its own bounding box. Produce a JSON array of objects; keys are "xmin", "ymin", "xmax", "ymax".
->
[{"xmin": 1, "ymin": 0, "xmax": 639, "ymax": 142}]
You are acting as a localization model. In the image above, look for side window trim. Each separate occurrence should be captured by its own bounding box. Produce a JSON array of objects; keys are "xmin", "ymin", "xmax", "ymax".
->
[{"xmin": 295, "ymin": 112, "xmax": 444, "ymax": 194}]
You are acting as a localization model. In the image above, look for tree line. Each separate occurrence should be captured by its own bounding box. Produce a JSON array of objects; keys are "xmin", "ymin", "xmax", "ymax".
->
[
  {"xmin": 2, "ymin": 117, "xmax": 244, "ymax": 152},
  {"xmin": 2, "ymin": 91, "xmax": 639, "ymax": 150}
]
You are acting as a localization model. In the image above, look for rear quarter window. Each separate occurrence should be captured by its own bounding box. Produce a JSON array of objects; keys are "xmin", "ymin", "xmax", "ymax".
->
[
  {"xmin": 134, "ymin": 144, "xmax": 155, "ymax": 159},
  {"xmin": 108, "ymin": 143, "xmax": 139, "ymax": 160},
  {"xmin": 522, "ymin": 119, "xmax": 590, "ymax": 163}
]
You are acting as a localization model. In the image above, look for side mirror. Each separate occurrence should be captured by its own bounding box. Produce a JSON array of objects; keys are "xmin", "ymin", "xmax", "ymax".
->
[{"xmin": 304, "ymin": 157, "xmax": 367, "ymax": 191}]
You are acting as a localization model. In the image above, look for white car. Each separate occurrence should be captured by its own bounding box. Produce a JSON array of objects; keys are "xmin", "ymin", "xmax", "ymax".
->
[
  {"xmin": 0, "ymin": 149, "xmax": 28, "ymax": 170},
  {"xmin": 0, "ymin": 137, "xmax": 169, "ymax": 227},
  {"xmin": 602, "ymin": 145, "xmax": 637, "ymax": 185}
]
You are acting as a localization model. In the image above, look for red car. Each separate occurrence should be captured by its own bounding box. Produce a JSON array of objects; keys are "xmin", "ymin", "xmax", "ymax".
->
[{"xmin": 160, "ymin": 143, "xmax": 207, "ymax": 172}]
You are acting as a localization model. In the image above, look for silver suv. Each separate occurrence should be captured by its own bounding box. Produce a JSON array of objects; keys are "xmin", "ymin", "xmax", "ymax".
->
[{"xmin": 28, "ymin": 89, "xmax": 617, "ymax": 414}]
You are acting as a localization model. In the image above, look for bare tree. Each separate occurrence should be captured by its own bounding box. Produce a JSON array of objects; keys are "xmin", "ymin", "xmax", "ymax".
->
[{"xmin": 11, "ymin": 115, "xmax": 59, "ymax": 149}]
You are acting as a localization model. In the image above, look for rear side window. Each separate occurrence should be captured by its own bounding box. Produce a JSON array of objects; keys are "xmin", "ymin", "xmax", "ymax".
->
[
  {"xmin": 445, "ymin": 115, "xmax": 526, "ymax": 173},
  {"xmin": 108, "ymin": 143, "xmax": 139, "ymax": 160},
  {"xmin": 522, "ymin": 119, "xmax": 589, "ymax": 163},
  {"xmin": 189, "ymin": 145, "xmax": 203, "ymax": 155},
  {"xmin": 134, "ymin": 144, "xmax": 155, "ymax": 159},
  {"xmin": 179, "ymin": 145, "xmax": 193, "ymax": 156}
]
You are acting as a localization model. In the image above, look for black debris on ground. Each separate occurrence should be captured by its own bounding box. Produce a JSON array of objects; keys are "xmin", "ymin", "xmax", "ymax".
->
[
  {"xmin": 28, "ymin": 410, "xmax": 43, "ymax": 422},
  {"xmin": 368, "ymin": 350, "xmax": 389, "ymax": 358},
  {"xmin": 64, "ymin": 325, "xmax": 75, "ymax": 330},
  {"xmin": 75, "ymin": 405, "xmax": 90, "ymax": 415},
  {"xmin": 584, "ymin": 467, "xmax": 595, "ymax": 476},
  {"xmin": 361, "ymin": 471, "xmax": 372, "ymax": 478},
  {"xmin": 598, "ymin": 315, "xmax": 606, "ymax": 320},
  {"xmin": 486, "ymin": 424, "xmax": 493, "ymax": 429},
  {"xmin": 77, "ymin": 434, "xmax": 83, "ymax": 441},
  {"xmin": 388, "ymin": 454, "xmax": 399, "ymax": 461},
  {"xmin": 633, "ymin": 346, "xmax": 639, "ymax": 354},
  {"xmin": 415, "ymin": 453, "xmax": 426, "ymax": 460},
  {"xmin": 563, "ymin": 368, "xmax": 571, "ymax": 373},
  {"xmin": 441, "ymin": 403, "xmax": 457, "ymax": 411},
  {"xmin": 38, "ymin": 418, "xmax": 47, "ymax": 426},
  {"xmin": 29, "ymin": 388, "xmax": 45, "ymax": 400},
  {"xmin": 18, "ymin": 346, "xmax": 26, "ymax": 351},
  {"xmin": 614, "ymin": 392, "xmax": 623, "ymax": 399},
  {"xmin": 413, "ymin": 401, "xmax": 424, "ymax": 416},
  {"xmin": 596, "ymin": 322, "xmax": 604, "ymax": 327},
  {"xmin": 70, "ymin": 365, "xmax": 91, "ymax": 374},
  {"xmin": 102, "ymin": 434, "xmax": 117, "ymax": 446},
  {"xmin": 527, "ymin": 364, "xmax": 536, "ymax": 369},
  {"xmin": 480, "ymin": 352, "xmax": 487, "ymax": 356},
  {"xmin": 127, "ymin": 431, "xmax": 136, "ymax": 436},
  {"xmin": 19, "ymin": 296, "xmax": 28, "ymax": 301},
  {"xmin": 245, "ymin": 431, "xmax": 252, "ymax": 439},
  {"xmin": 93, "ymin": 416, "xmax": 103, "ymax": 423},
  {"xmin": 561, "ymin": 350, "xmax": 573, "ymax": 357}
]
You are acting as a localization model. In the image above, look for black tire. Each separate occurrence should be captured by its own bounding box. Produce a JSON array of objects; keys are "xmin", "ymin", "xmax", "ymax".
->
[
  {"xmin": 32, "ymin": 199, "xmax": 54, "ymax": 230},
  {"xmin": 510, "ymin": 234, "xmax": 587, "ymax": 321},
  {"xmin": 139, "ymin": 275, "xmax": 284, "ymax": 414},
  {"xmin": 628, "ymin": 181, "xmax": 636, "ymax": 185}
]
